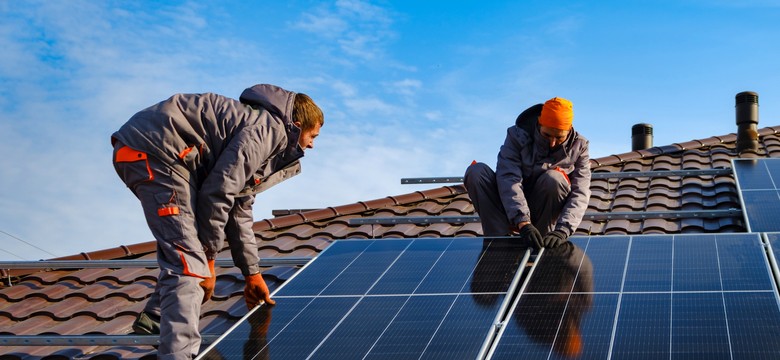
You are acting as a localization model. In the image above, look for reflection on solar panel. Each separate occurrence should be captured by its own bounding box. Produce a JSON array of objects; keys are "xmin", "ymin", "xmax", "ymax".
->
[
  {"xmin": 733, "ymin": 158, "xmax": 780, "ymax": 232},
  {"xmin": 486, "ymin": 233, "xmax": 780, "ymax": 359},
  {"xmin": 198, "ymin": 234, "xmax": 780, "ymax": 359},
  {"xmin": 198, "ymin": 237, "xmax": 531, "ymax": 360}
]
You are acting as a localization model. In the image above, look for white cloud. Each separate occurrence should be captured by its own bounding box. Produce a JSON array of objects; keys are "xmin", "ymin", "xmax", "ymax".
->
[
  {"xmin": 388, "ymin": 78, "xmax": 422, "ymax": 96},
  {"xmin": 424, "ymin": 111, "xmax": 442, "ymax": 121},
  {"xmin": 344, "ymin": 97, "xmax": 398, "ymax": 116},
  {"xmin": 291, "ymin": 0, "xmax": 395, "ymax": 63},
  {"xmin": 293, "ymin": 12, "xmax": 348, "ymax": 37}
]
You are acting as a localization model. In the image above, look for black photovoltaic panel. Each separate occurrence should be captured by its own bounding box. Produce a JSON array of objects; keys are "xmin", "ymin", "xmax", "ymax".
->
[
  {"xmin": 198, "ymin": 237, "xmax": 530, "ymax": 360},
  {"xmin": 487, "ymin": 233, "xmax": 780, "ymax": 359},
  {"xmin": 733, "ymin": 158, "xmax": 780, "ymax": 232}
]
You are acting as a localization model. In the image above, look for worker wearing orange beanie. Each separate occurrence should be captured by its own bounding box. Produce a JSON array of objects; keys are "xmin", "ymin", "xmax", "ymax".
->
[{"xmin": 464, "ymin": 97, "xmax": 591, "ymax": 248}]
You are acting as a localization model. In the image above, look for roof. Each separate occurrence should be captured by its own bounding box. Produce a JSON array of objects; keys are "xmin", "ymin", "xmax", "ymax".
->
[{"xmin": 2, "ymin": 125, "xmax": 779, "ymax": 359}]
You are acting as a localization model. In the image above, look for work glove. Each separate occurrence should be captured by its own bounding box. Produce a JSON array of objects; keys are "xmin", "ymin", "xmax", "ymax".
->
[
  {"xmin": 199, "ymin": 259, "xmax": 216, "ymax": 304},
  {"xmin": 518, "ymin": 224, "xmax": 544, "ymax": 249},
  {"xmin": 245, "ymin": 273, "xmax": 276, "ymax": 309},
  {"xmin": 542, "ymin": 230, "xmax": 569, "ymax": 248}
]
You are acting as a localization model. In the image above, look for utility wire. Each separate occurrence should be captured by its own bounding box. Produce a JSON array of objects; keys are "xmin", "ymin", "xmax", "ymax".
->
[
  {"xmin": 0, "ymin": 246, "xmax": 27, "ymax": 260},
  {"xmin": 0, "ymin": 230, "xmax": 58, "ymax": 258}
]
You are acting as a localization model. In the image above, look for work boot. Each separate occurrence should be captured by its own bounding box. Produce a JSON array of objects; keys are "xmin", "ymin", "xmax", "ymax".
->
[{"xmin": 132, "ymin": 311, "xmax": 161, "ymax": 335}]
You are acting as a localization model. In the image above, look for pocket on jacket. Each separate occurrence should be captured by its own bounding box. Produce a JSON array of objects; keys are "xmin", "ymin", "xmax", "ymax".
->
[{"xmin": 113, "ymin": 146, "xmax": 154, "ymax": 189}]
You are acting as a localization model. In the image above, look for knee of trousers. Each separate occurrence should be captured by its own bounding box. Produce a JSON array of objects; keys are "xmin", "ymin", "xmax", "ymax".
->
[
  {"xmin": 534, "ymin": 170, "xmax": 571, "ymax": 197},
  {"xmin": 464, "ymin": 162, "xmax": 495, "ymax": 189}
]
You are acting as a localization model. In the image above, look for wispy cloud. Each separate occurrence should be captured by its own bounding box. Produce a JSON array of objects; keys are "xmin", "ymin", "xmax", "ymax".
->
[{"xmin": 291, "ymin": 0, "xmax": 395, "ymax": 63}]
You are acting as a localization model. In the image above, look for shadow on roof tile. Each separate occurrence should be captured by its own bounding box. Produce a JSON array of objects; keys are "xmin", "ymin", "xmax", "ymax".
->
[
  {"xmin": 457, "ymin": 223, "xmax": 483, "ymax": 237},
  {"xmin": 419, "ymin": 223, "xmax": 459, "ymax": 237},
  {"xmin": 285, "ymin": 223, "xmax": 323, "ymax": 239},
  {"xmin": 0, "ymin": 296, "xmax": 50, "ymax": 321},
  {"xmin": 605, "ymin": 219, "xmax": 642, "ymax": 234},
  {"xmin": 642, "ymin": 218, "xmax": 681, "ymax": 233},
  {"xmin": 3, "ymin": 314, "xmax": 58, "ymax": 335},
  {"xmin": 383, "ymin": 224, "xmax": 425, "ymax": 238},
  {"xmin": 315, "ymin": 222, "xmax": 351, "ymax": 238},
  {"xmin": 0, "ymin": 280, "xmax": 58, "ymax": 301}
]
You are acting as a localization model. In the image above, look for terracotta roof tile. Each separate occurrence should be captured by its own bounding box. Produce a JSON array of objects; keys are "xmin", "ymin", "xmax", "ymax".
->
[
  {"xmin": 1, "ymin": 296, "xmax": 50, "ymax": 321},
  {"xmin": 641, "ymin": 218, "xmax": 681, "ymax": 233},
  {"xmin": 456, "ymin": 222, "xmax": 483, "ymax": 237},
  {"xmin": 605, "ymin": 219, "xmax": 642, "ymax": 234},
  {"xmin": 382, "ymin": 223, "xmax": 425, "ymax": 238},
  {"xmin": 297, "ymin": 207, "xmax": 338, "ymax": 223},
  {"xmin": 418, "ymin": 223, "xmax": 459, "ymax": 237},
  {"xmin": 3, "ymin": 314, "xmax": 58, "ymax": 335}
]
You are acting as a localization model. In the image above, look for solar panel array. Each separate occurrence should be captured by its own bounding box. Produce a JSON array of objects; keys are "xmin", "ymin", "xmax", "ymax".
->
[
  {"xmin": 199, "ymin": 237, "xmax": 531, "ymax": 359},
  {"xmin": 199, "ymin": 233, "xmax": 780, "ymax": 359},
  {"xmin": 733, "ymin": 158, "xmax": 780, "ymax": 232},
  {"xmin": 487, "ymin": 233, "xmax": 780, "ymax": 359}
]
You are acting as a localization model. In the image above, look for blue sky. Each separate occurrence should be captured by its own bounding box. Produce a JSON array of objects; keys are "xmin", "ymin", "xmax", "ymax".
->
[{"xmin": 1, "ymin": 0, "xmax": 779, "ymax": 260}]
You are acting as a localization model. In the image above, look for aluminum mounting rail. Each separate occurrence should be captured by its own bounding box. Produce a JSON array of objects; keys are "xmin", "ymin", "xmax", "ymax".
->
[
  {"xmin": 0, "ymin": 334, "xmax": 219, "ymax": 346},
  {"xmin": 348, "ymin": 209, "xmax": 742, "ymax": 225},
  {"xmin": 400, "ymin": 168, "xmax": 733, "ymax": 184},
  {"xmin": 0, "ymin": 257, "xmax": 312, "ymax": 270}
]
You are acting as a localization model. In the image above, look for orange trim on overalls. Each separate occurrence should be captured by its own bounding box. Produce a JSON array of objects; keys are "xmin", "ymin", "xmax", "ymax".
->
[
  {"xmin": 553, "ymin": 166, "xmax": 571, "ymax": 185},
  {"xmin": 178, "ymin": 250, "xmax": 209, "ymax": 279},
  {"xmin": 115, "ymin": 146, "xmax": 154, "ymax": 182},
  {"xmin": 178, "ymin": 146, "xmax": 194, "ymax": 159},
  {"xmin": 158, "ymin": 206, "xmax": 180, "ymax": 217}
]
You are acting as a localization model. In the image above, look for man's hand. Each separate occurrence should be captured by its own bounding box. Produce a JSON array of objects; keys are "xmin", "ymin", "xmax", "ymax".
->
[
  {"xmin": 245, "ymin": 273, "xmax": 276, "ymax": 309},
  {"xmin": 518, "ymin": 223, "xmax": 544, "ymax": 249},
  {"xmin": 542, "ymin": 230, "xmax": 569, "ymax": 248},
  {"xmin": 199, "ymin": 259, "xmax": 216, "ymax": 304}
]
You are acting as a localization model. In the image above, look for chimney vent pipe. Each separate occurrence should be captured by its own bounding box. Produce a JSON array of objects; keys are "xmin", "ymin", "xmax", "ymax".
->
[
  {"xmin": 735, "ymin": 91, "xmax": 759, "ymax": 153},
  {"xmin": 632, "ymin": 123, "xmax": 653, "ymax": 151}
]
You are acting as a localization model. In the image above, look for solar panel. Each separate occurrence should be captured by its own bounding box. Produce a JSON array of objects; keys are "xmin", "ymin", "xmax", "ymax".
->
[
  {"xmin": 197, "ymin": 237, "xmax": 532, "ymax": 360},
  {"xmin": 733, "ymin": 158, "xmax": 780, "ymax": 232},
  {"xmin": 485, "ymin": 233, "xmax": 780, "ymax": 359}
]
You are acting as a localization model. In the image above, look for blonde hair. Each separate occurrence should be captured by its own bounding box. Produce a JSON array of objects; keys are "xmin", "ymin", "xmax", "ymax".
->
[{"xmin": 293, "ymin": 93, "xmax": 324, "ymax": 131}]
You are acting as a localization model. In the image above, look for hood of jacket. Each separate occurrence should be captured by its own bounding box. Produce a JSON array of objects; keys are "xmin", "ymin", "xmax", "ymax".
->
[{"xmin": 239, "ymin": 84, "xmax": 304, "ymax": 169}]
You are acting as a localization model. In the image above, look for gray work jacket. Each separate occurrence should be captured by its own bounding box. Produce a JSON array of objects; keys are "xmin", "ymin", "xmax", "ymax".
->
[
  {"xmin": 112, "ymin": 84, "xmax": 304, "ymax": 275},
  {"xmin": 495, "ymin": 123, "xmax": 591, "ymax": 236}
]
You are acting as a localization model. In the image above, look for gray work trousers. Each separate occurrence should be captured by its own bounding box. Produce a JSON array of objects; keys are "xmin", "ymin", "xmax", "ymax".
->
[
  {"xmin": 464, "ymin": 162, "xmax": 570, "ymax": 237},
  {"xmin": 113, "ymin": 142, "xmax": 207, "ymax": 360}
]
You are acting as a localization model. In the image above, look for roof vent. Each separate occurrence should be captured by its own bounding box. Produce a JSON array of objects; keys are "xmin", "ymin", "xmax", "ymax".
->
[
  {"xmin": 631, "ymin": 123, "xmax": 653, "ymax": 151},
  {"xmin": 735, "ymin": 91, "xmax": 759, "ymax": 153}
]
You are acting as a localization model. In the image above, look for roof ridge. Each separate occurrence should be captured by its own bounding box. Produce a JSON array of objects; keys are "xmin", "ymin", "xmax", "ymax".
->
[{"xmin": 590, "ymin": 125, "xmax": 780, "ymax": 168}]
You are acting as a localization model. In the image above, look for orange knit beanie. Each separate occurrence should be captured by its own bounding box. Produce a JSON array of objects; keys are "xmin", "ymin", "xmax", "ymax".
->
[{"xmin": 539, "ymin": 97, "xmax": 573, "ymax": 130}]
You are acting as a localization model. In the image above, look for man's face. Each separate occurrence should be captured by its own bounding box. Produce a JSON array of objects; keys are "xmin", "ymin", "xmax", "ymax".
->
[
  {"xmin": 295, "ymin": 121, "xmax": 321, "ymax": 151},
  {"xmin": 539, "ymin": 125, "xmax": 571, "ymax": 149}
]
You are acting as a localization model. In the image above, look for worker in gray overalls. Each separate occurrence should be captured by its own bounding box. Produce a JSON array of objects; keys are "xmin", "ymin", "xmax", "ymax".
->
[
  {"xmin": 464, "ymin": 97, "xmax": 590, "ymax": 249},
  {"xmin": 112, "ymin": 84, "xmax": 323, "ymax": 359}
]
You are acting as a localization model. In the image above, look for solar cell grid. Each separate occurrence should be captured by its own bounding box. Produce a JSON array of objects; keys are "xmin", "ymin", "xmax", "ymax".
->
[
  {"xmin": 733, "ymin": 158, "xmax": 780, "ymax": 232},
  {"xmin": 487, "ymin": 233, "xmax": 780, "ymax": 360},
  {"xmin": 199, "ymin": 234, "xmax": 780, "ymax": 360},
  {"xmin": 199, "ymin": 237, "xmax": 530, "ymax": 360}
]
